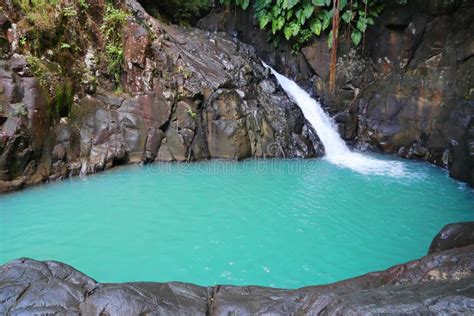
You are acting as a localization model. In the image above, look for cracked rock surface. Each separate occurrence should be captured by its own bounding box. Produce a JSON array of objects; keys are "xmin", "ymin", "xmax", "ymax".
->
[{"xmin": 0, "ymin": 0, "xmax": 322, "ymax": 193}]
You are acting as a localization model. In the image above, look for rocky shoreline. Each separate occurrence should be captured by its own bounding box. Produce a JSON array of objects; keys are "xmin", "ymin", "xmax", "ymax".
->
[
  {"xmin": 1, "ymin": 222, "xmax": 473, "ymax": 314},
  {"xmin": 1, "ymin": 1, "xmax": 473, "ymax": 314}
]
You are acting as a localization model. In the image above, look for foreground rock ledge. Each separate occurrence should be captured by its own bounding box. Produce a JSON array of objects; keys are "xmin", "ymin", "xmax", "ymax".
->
[{"xmin": 1, "ymin": 244, "xmax": 473, "ymax": 314}]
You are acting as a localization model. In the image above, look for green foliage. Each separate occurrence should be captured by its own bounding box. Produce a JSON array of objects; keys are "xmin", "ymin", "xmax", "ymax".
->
[
  {"xmin": 12, "ymin": 0, "xmax": 86, "ymax": 56},
  {"xmin": 105, "ymin": 43, "xmax": 124, "ymax": 85},
  {"xmin": 19, "ymin": 36, "xmax": 27, "ymax": 47},
  {"xmin": 13, "ymin": 0, "xmax": 60, "ymax": 31},
  {"xmin": 62, "ymin": 5, "xmax": 77, "ymax": 17},
  {"xmin": 176, "ymin": 65, "xmax": 193, "ymax": 79},
  {"xmin": 100, "ymin": 3, "xmax": 130, "ymax": 88},
  {"xmin": 25, "ymin": 55, "xmax": 48, "ymax": 87},
  {"xmin": 13, "ymin": 0, "xmax": 81, "ymax": 118},
  {"xmin": 249, "ymin": 0, "xmax": 383, "ymax": 50},
  {"xmin": 25, "ymin": 55, "xmax": 74, "ymax": 117},
  {"xmin": 100, "ymin": 4, "xmax": 130, "ymax": 40},
  {"xmin": 440, "ymin": 0, "xmax": 469, "ymax": 7},
  {"xmin": 78, "ymin": 0, "xmax": 89, "ymax": 10},
  {"xmin": 186, "ymin": 108, "xmax": 198, "ymax": 119},
  {"xmin": 60, "ymin": 42, "xmax": 71, "ymax": 49}
]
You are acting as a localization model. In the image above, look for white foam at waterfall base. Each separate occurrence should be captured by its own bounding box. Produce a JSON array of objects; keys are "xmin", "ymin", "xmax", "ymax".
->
[{"xmin": 264, "ymin": 63, "xmax": 406, "ymax": 177}]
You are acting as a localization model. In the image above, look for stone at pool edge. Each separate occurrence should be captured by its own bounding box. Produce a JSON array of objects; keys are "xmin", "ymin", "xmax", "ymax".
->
[
  {"xmin": 428, "ymin": 221, "xmax": 474, "ymax": 254},
  {"xmin": 1, "ymin": 223, "xmax": 474, "ymax": 314}
]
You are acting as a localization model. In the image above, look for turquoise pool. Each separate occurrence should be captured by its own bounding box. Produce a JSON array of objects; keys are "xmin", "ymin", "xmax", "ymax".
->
[{"xmin": 0, "ymin": 157, "xmax": 473, "ymax": 288}]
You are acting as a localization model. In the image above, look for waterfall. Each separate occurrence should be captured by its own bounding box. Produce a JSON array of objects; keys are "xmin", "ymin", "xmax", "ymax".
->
[{"xmin": 264, "ymin": 63, "xmax": 405, "ymax": 177}]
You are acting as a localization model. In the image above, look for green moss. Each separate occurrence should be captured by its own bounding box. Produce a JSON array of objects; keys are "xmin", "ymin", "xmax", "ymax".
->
[
  {"xmin": 186, "ymin": 108, "xmax": 197, "ymax": 119},
  {"xmin": 105, "ymin": 43, "xmax": 124, "ymax": 87},
  {"xmin": 54, "ymin": 80, "xmax": 74, "ymax": 118},
  {"xmin": 78, "ymin": 0, "xmax": 89, "ymax": 10},
  {"xmin": 12, "ymin": 0, "xmax": 86, "ymax": 57},
  {"xmin": 25, "ymin": 55, "xmax": 48, "ymax": 87},
  {"xmin": 100, "ymin": 3, "xmax": 130, "ymax": 88},
  {"xmin": 25, "ymin": 55, "xmax": 75, "ymax": 118},
  {"xmin": 13, "ymin": 0, "xmax": 60, "ymax": 32},
  {"xmin": 62, "ymin": 5, "xmax": 77, "ymax": 18},
  {"xmin": 175, "ymin": 66, "xmax": 193, "ymax": 80}
]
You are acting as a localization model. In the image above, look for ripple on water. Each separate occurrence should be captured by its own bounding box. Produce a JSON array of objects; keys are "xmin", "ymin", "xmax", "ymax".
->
[{"xmin": 0, "ymin": 158, "xmax": 473, "ymax": 288}]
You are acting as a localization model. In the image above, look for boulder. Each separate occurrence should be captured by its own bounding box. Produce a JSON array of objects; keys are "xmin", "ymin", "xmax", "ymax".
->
[{"xmin": 429, "ymin": 222, "xmax": 474, "ymax": 254}]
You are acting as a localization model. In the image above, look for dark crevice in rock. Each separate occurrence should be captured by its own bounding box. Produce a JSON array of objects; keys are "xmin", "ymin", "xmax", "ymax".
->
[
  {"xmin": 206, "ymin": 285, "xmax": 219, "ymax": 316},
  {"xmin": 385, "ymin": 24, "xmax": 409, "ymax": 32}
]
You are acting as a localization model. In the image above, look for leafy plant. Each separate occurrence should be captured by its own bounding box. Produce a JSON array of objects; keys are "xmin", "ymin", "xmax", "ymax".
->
[
  {"xmin": 13, "ymin": 0, "xmax": 60, "ymax": 31},
  {"xmin": 25, "ymin": 55, "xmax": 48, "ymax": 86},
  {"xmin": 100, "ymin": 4, "xmax": 130, "ymax": 40},
  {"xmin": 62, "ymin": 5, "xmax": 77, "ymax": 17},
  {"xmin": 186, "ymin": 108, "xmax": 198, "ymax": 119},
  {"xmin": 78, "ymin": 0, "xmax": 89, "ymax": 10},
  {"xmin": 223, "ymin": 0, "xmax": 397, "ymax": 95},
  {"xmin": 105, "ymin": 43, "xmax": 124, "ymax": 85},
  {"xmin": 250, "ymin": 0, "xmax": 384, "ymax": 50},
  {"xmin": 100, "ymin": 3, "xmax": 130, "ymax": 88},
  {"xmin": 19, "ymin": 36, "xmax": 27, "ymax": 46},
  {"xmin": 12, "ymin": 0, "xmax": 82, "ymax": 55}
]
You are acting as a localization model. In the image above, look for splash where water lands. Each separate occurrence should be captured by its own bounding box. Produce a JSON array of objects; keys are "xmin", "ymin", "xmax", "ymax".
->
[{"xmin": 264, "ymin": 63, "xmax": 406, "ymax": 177}]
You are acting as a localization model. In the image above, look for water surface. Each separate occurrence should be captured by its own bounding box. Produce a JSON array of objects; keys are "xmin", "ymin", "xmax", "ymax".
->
[{"xmin": 0, "ymin": 157, "xmax": 473, "ymax": 288}]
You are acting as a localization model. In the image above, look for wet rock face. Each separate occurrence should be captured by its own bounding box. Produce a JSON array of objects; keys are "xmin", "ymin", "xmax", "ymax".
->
[
  {"xmin": 1, "ymin": 226, "xmax": 474, "ymax": 314},
  {"xmin": 0, "ymin": 57, "xmax": 50, "ymax": 192},
  {"xmin": 206, "ymin": 89, "xmax": 251, "ymax": 159},
  {"xmin": 313, "ymin": 2, "xmax": 474, "ymax": 185},
  {"xmin": 429, "ymin": 222, "xmax": 474, "ymax": 254},
  {"xmin": 355, "ymin": 2, "xmax": 474, "ymax": 185},
  {"xmin": 0, "ymin": 1, "xmax": 321, "ymax": 193},
  {"xmin": 199, "ymin": 0, "xmax": 474, "ymax": 185}
]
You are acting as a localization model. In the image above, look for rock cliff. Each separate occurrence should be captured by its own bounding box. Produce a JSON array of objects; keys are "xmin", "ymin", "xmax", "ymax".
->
[
  {"xmin": 0, "ymin": 0, "xmax": 321, "ymax": 193},
  {"xmin": 199, "ymin": 0, "xmax": 474, "ymax": 185}
]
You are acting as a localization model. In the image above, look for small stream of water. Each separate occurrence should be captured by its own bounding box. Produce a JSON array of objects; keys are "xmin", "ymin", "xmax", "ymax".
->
[{"xmin": 265, "ymin": 63, "xmax": 405, "ymax": 177}]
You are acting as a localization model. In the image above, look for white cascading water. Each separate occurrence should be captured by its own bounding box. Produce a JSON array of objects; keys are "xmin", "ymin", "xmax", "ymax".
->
[{"xmin": 264, "ymin": 63, "xmax": 405, "ymax": 177}]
